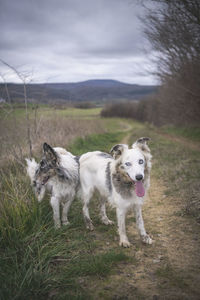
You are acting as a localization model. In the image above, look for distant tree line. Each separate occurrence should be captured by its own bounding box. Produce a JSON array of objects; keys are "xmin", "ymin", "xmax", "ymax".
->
[
  {"xmin": 101, "ymin": 98, "xmax": 164, "ymax": 126},
  {"xmin": 102, "ymin": 0, "xmax": 200, "ymax": 126}
]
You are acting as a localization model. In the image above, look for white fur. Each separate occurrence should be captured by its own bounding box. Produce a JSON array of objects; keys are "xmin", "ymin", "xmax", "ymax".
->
[
  {"xmin": 79, "ymin": 142, "xmax": 152, "ymax": 247},
  {"xmin": 25, "ymin": 158, "xmax": 38, "ymax": 185},
  {"xmin": 26, "ymin": 147, "xmax": 79, "ymax": 228}
]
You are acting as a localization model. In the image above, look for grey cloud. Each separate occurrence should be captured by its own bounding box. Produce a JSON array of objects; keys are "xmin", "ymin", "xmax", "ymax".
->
[{"xmin": 0, "ymin": 0, "xmax": 156, "ymax": 84}]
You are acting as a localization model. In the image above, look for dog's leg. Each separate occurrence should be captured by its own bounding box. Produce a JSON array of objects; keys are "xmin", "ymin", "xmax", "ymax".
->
[
  {"xmin": 82, "ymin": 189, "xmax": 94, "ymax": 231},
  {"xmin": 50, "ymin": 196, "xmax": 61, "ymax": 228},
  {"xmin": 116, "ymin": 207, "xmax": 130, "ymax": 247},
  {"xmin": 99, "ymin": 199, "xmax": 114, "ymax": 225},
  {"xmin": 134, "ymin": 204, "xmax": 152, "ymax": 244},
  {"xmin": 37, "ymin": 185, "xmax": 46, "ymax": 202},
  {"xmin": 62, "ymin": 196, "xmax": 74, "ymax": 226}
]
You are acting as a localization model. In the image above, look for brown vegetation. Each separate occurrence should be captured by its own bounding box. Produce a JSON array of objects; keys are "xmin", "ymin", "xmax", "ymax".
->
[
  {"xmin": 101, "ymin": 98, "xmax": 163, "ymax": 126},
  {"xmin": 132, "ymin": 0, "xmax": 200, "ymax": 126},
  {"xmin": 74, "ymin": 101, "xmax": 96, "ymax": 109},
  {"xmin": 0, "ymin": 109, "xmax": 104, "ymax": 166},
  {"xmin": 102, "ymin": 1, "xmax": 200, "ymax": 127}
]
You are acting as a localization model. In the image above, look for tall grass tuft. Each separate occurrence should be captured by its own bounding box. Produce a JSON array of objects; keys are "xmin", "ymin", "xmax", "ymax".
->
[{"xmin": 0, "ymin": 129, "xmax": 129, "ymax": 299}]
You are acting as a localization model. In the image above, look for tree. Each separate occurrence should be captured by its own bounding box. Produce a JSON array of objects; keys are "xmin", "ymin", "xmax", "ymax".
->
[
  {"xmin": 143, "ymin": 0, "xmax": 200, "ymax": 125},
  {"xmin": 0, "ymin": 60, "xmax": 33, "ymax": 161}
]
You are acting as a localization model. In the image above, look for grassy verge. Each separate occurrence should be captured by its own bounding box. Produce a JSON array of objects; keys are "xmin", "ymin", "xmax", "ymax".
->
[
  {"xmin": 69, "ymin": 131, "xmax": 125, "ymax": 155},
  {"xmin": 160, "ymin": 125, "xmax": 200, "ymax": 142},
  {"xmin": 0, "ymin": 126, "xmax": 129, "ymax": 299}
]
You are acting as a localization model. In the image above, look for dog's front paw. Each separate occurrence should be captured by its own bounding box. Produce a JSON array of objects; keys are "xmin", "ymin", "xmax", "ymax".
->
[
  {"xmin": 102, "ymin": 217, "xmax": 114, "ymax": 225},
  {"xmin": 54, "ymin": 222, "xmax": 61, "ymax": 229},
  {"xmin": 119, "ymin": 239, "xmax": 130, "ymax": 248},
  {"xmin": 107, "ymin": 219, "xmax": 114, "ymax": 225},
  {"xmin": 86, "ymin": 222, "xmax": 94, "ymax": 231},
  {"xmin": 142, "ymin": 234, "xmax": 153, "ymax": 245},
  {"xmin": 62, "ymin": 220, "xmax": 70, "ymax": 226}
]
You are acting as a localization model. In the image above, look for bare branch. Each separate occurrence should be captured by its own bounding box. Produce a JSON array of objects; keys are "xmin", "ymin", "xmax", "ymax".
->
[{"xmin": 0, "ymin": 59, "xmax": 33, "ymax": 157}]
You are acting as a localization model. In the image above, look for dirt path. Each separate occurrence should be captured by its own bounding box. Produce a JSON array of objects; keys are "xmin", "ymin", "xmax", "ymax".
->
[
  {"xmin": 119, "ymin": 121, "xmax": 134, "ymax": 134},
  {"xmin": 120, "ymin": 129, "xmax": 200, "ymax": 299},
  {"xmin": 101, "ymin": 127, "xmax": 200, "ymax": 299},
  {"xmin": 85, "ymin": 124, "xmax": 200, "ymax": 299},
  {"xmin": 121, "ymin": 177, "xmax": 200, "ymax": 299}
]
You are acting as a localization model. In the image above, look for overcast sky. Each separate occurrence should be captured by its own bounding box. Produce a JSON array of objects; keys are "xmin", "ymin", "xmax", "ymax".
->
[{"xmin": 0, "ymin": 0, "xmax": 157, "ymax": 85}]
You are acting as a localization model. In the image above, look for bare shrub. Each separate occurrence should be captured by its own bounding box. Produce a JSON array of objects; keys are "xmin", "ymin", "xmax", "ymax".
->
[
  {"xmin": 142, "ymin": 0, "xmax": 200, "ymax": 126},
  {"xmin": 101, "ymin": 99, "xmax": 163, "ymax": 126},
  {"xmin": 74, "ymin": 102, "xmax": 96, "ymax": 109},
  {"xmin": 101, "ymin": 102, "xmax": 138, "ymax": 118},
  {"xmin": 0, "ymin": 59, "xmax": 34, "ymax": 156}
]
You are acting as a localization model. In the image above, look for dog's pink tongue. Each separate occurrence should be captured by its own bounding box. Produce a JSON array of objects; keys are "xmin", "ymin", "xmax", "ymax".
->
[{"xmin": 135, "ymin": 181, "xmax": 145, "ymax": 197}]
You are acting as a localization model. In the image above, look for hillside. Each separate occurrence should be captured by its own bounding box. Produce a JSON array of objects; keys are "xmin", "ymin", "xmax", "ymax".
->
[{"xmin": 0, "ymin": 79, "xmax": 158, "ymax": 103}]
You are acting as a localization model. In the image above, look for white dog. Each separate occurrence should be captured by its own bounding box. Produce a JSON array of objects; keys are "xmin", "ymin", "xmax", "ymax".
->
[
  {"xmin": 79, "ymin": 137, "xmax": 152, "ymax": 247},
  {"xmin": 26, "ymin": 143, "xmax": 79, "ymax": 228}
]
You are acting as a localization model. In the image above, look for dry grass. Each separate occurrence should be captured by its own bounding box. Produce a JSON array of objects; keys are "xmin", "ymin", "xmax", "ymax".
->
[{"xmin": 0, "ymin": 108, "xmax": 104, "ymax": 165}]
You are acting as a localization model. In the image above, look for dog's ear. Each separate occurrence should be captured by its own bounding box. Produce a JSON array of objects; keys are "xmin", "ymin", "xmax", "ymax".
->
[
  {"xmin": 132, "ymin": 137, "xmax": 151, "ymax": 152},
  {"xmin": 110, "ymin": 144, "xmax": 128, "ymax": 160},
  {"xmin": 56, "ymin": 167, "xmax": 69, "ymax": 180},
  {"xmin": 136, "ymin": 137, "xmax": 150, "ymax": 144},
  {"xmin": 43, "ymin": 143, "xmax": 58, "ymax": 164}
]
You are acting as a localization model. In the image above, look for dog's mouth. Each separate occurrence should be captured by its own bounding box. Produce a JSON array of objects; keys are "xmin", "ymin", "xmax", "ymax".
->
[
  {"xmin": 127, "ymin": 174, "xmax": 145, "ymax": 197},
  {"xmin": 134, "ymin": 180, "xmax": 145, "ymax": 197},
  {"xmin": 42, "ymin": 176, "xmax": 50, "ymax": 185}
]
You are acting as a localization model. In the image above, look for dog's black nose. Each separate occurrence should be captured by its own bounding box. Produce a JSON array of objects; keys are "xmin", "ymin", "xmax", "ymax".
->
[{"xmin": 136, "ymin": 174, "xmax": 143, "ymax": 181}]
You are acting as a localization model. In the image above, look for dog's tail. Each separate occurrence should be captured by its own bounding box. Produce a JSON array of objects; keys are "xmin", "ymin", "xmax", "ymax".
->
[
  {"xmin": 25, "ymin": 158, "xmax": 38, "ymax": 184},
  {"xmin": 25, "ymin": 158, "xmax": 46, "ymax": 202}
]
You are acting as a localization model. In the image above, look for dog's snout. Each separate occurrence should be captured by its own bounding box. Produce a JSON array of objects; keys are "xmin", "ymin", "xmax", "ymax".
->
[{"xmin": 136, "ymin": 174, "xmax": 143, "ymax": 181}]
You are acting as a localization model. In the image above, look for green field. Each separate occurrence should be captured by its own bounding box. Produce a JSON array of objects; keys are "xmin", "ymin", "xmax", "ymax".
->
[
  {"xmin": 0, "ymin": 104, "xmax": 101, "ymax": 120},
  {"xmin": 0, "ymin": 107, "xmax": 200, "ymax": 299}
]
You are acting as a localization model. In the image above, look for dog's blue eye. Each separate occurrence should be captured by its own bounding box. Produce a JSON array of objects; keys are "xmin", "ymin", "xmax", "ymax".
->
[
  {"xmin": 125, "ymin": 162, "xmax": 132, "ymax": 167},
  {"xmin": 139, "ymin": 159, "xmax": 144, "ymax": 164}
]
